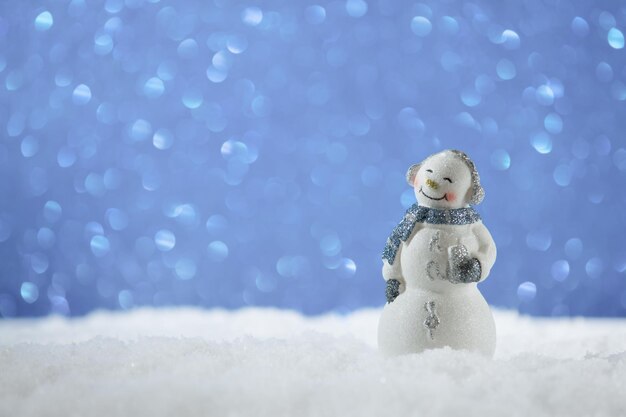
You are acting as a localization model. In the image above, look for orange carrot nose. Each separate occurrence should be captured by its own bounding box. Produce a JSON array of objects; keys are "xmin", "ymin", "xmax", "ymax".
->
[{"xmin": 426, "ymin": 179, "xmax": 439, "ymax": 190}]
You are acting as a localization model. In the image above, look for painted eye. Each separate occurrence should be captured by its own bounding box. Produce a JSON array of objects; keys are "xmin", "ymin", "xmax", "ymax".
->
[
  {"xmin": 443, "ymin": 177, "xmax": 453, "ymax": 183},
  {"xmin": 426, "ymin": 169, "xmax": 433, "ymax": 173}
]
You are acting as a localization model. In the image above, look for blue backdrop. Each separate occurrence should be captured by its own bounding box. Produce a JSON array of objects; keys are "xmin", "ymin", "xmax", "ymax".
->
[{"xmin": 1, "ymin": 0, "xmax": 626, "ymax": 318}]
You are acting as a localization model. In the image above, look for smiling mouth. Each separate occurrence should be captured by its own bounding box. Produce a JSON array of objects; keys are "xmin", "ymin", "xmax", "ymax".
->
[{"xmin": 419, "ymin": 187, "xmax": 448, "ymax": 201}]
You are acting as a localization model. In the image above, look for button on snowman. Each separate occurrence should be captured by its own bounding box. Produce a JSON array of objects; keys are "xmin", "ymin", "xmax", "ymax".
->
[{"xmin": 378, "ymin": 150, "xmax": 497, "ymax": 357}]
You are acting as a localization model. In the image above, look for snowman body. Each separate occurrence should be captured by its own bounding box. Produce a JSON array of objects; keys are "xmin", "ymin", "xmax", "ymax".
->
[
  {"xmin": 378, "ymin": 221, "xmax": 496, "ymax": 356},
  {"xmin": 378, "ymin": 150, "xmax": 497, "ymax": 357}
]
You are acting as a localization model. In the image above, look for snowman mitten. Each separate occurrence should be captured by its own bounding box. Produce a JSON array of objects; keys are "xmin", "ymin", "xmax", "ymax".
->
[
  {"xmin": 385, "ymin": 279, "xmax": 401, "ymax": 303},
  {"xmin": 447, "ymin": 244, "xmax": 482, "ymax": 283}
]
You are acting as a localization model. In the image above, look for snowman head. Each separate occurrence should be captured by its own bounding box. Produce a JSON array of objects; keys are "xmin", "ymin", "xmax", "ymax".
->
[{"xmin": 406, "ymin": 150, "xmax": 484, "ymax": 209}]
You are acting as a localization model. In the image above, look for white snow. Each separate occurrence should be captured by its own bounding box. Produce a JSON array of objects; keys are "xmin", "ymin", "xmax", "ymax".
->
[{"xmin": 1, "ymin": 308, "xmax": 625, "ymax": 417}]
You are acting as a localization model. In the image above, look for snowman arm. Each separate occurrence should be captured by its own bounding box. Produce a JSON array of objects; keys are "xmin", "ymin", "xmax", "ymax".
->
[
  {"xmin": 382, "ymin": 244, "xmax": 405, "ymax": 303},
  {"xmin": 472, "ymin": 222, "xmax": 497, "ymax": 282}
]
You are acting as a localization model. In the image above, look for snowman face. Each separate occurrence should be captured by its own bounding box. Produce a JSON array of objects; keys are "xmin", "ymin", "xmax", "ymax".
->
[{"xmin": 413, "ymin": 152, "xmax": 473, "ymax": 209}]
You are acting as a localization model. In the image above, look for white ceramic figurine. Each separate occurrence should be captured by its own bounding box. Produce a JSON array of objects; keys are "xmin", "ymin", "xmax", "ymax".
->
[{"xmin": 378, "ymin": 150, "xmax": 497, "ymax": 357}]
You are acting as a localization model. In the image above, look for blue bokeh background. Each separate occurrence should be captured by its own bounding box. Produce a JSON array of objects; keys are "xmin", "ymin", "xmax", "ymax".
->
[{"xmin": 2, "ymin": 0, "xmax": 626, "ymax": 318}]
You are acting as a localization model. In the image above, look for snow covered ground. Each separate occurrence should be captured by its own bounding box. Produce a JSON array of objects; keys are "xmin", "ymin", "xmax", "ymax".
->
[{"xmin": 1, "ymin": 308, "xmax": 625, "ymax": 417}]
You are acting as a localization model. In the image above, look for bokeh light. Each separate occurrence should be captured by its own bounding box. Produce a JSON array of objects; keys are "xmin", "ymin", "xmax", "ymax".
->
[{"xmin": 1, "ymin": 0, "xmax": 625, "ymax": 318}]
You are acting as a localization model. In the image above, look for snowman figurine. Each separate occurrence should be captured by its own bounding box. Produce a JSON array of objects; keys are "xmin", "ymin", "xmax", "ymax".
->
[{"xmin": 378, "ymin": 150, "xmax": 497, "ymax": 357}]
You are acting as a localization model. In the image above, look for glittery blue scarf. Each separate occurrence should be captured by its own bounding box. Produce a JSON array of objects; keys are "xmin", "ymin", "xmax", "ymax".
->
[{"xmin": 382, "ymin": 203, "xmax": 481, "ymax": 265}]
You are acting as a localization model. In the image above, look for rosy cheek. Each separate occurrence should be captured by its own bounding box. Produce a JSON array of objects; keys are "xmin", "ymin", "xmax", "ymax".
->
[
  {"xmin": 446, "ymin": 192, "xmax": 456, "ymax": 202},
  {"xmin": 413, "ymin": 178, "xmax": 419, "ymax": 188}
]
